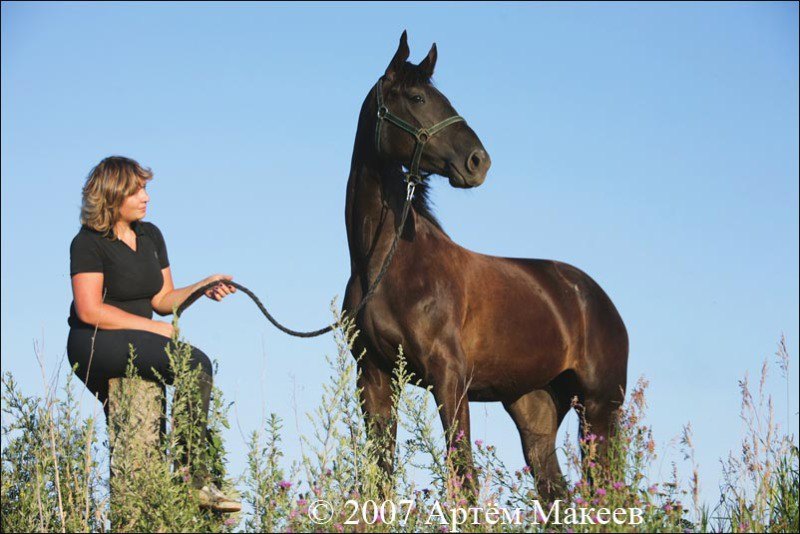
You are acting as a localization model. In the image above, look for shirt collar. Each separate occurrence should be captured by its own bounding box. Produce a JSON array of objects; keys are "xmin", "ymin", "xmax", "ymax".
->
[{"xmin": 132, "ymin": 220, "xmax": 146, "ymax": 236}]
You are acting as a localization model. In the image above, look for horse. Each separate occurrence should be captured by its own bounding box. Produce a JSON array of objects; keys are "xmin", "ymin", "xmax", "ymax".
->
[{"xmin": 342, "ymin": 31, "xmax": 628, "ymax": 500}]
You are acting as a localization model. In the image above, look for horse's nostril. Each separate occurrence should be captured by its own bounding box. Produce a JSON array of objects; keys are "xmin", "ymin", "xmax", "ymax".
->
[{"xmin": 466, "ymin": 149, "xmax": 489, "ymax": 175}]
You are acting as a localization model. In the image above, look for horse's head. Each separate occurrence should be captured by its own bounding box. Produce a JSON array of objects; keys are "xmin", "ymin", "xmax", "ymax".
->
[{"xmin": 370, "ymin": 31, "xmax": 490, "ymax": 189}]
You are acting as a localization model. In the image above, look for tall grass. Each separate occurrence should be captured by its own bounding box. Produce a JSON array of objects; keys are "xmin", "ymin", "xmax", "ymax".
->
[{"xmin": 2, "ymin": 313, "xmax": 797, "ymax": 532}]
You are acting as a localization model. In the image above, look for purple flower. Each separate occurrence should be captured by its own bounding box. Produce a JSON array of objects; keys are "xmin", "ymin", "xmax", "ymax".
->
[
  {"xmin": 179, "ymin": 466, "xmax": 191, "ymax": 484},
  {"xmin": 648, "ymin": 484, "xmax": 658, "ymax": 494},
  {"xmin": 224, "ymin": 517, "xmax": 237, "ymax": 527},
  {"xmin": 596, "ymin": 488, "xmax": 607, "ymax": 496},
  {"xmin": 455, "ymin": 429, "xmax": 465, "ymax": 442},
  {"xmin": 278, "ymin": 480, "xmax": 292, "ymax": 490},
  {"xmin": 475, "ymin": 439, "xmax": 484, "ymax": 447},
  {"xmin": 663, "ymin": 503, "xmax": 673, "ymax": 513},
  {"xmin": 613, "ymin": 481, "xmax": 625, "ymax": 490}
]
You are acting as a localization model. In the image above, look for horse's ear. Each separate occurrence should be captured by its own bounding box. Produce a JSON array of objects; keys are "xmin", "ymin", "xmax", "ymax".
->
[
  {"xmin": 384, "ymin": 30, "xmax": 410, "ymax": 81},
  {"xmin": 418, "ymin": 43, "xmax": 437, "ymax": 79}
]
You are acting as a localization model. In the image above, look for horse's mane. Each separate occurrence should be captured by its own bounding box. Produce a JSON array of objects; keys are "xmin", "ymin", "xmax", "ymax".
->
[{"xmin": 411, "ymin": 180, "xmax": 445, "ymax": 234}]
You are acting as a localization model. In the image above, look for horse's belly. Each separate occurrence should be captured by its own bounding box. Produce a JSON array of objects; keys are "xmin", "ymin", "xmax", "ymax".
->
[{"xmin": 465, "ymin": 350, "xmax": 567, "ymax": 402}]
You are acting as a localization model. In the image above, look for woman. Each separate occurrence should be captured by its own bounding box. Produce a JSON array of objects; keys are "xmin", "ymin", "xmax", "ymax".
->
[{"xmin": 67, "ymin": 155, "xmax": 240, "ymax": 513}]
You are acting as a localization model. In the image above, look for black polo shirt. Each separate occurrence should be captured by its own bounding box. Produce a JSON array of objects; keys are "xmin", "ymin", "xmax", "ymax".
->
[{"xmin": 68, "ymin": 221, "xmax": 170, "ymax": 329}]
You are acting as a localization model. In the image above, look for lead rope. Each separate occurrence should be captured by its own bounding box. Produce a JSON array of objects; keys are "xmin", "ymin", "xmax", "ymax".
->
[{"xmin": 175, "ymin": 181, "xmax": 417, "ymax": 337}]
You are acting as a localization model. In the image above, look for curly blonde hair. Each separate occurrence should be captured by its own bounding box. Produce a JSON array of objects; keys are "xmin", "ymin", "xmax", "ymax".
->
[{"xmin": 80, "ymin": 156, "xmax": 153, "ymax": 239}]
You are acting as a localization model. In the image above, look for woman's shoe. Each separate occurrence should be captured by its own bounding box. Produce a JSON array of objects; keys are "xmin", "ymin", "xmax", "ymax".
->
[{"xmin": 197, "ymin": 482, "xmax": 242, "ymax": 513}]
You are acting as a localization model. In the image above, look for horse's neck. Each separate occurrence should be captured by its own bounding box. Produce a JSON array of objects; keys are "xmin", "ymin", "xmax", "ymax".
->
[{"xmin": 345, "ymin": 159, "xmax": 411, "ymax": 277}]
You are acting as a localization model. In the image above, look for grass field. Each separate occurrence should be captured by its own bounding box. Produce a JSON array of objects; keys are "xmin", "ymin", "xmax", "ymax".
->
[{"xmin": 2, "ymin": 311, "xmax": 797, "ymax": 532}]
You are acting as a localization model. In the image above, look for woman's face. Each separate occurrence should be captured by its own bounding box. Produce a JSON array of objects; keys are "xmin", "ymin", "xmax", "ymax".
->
[{"xmin": 118, "ymin": 181, "xmax": 149, "ymax": 224}]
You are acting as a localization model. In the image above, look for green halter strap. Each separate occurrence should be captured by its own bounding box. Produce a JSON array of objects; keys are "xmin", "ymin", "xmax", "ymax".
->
[{"xmin": 374, "ymin": 78, "xmax": 465, "ymax": 184}]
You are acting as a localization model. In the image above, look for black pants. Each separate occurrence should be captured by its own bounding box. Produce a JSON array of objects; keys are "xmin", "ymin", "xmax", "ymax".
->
[{"xmin": 67, "ymin": 328, "xmax": 214, "ymax": 487}]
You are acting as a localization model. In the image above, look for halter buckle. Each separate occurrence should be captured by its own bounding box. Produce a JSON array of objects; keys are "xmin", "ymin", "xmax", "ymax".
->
[
  {"xmin": 377, "ymin": 106, "xmax": 388, "ymax": 119},
  {"xmin": 404, "ymin": 172, "xmax": 423, "ymax": 186},
  {"xmin": 405, "ymin": 180, "xmax": 417, "ymax": 200}
]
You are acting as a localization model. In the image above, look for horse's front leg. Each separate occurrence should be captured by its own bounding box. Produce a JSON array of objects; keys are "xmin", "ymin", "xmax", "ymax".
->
[
  {"xmin": 344, "ymin": 278, "xmax": 398, "ymax": 494},
  {"xmin": 357, "ymin": 355, "xmax": 397, "ymax": 490},
  {"xmin": 427, "ymin": 341, "xmax": 476, "ymax": 495}
]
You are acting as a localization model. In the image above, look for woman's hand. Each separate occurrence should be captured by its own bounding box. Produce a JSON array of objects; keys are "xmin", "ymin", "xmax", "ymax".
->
[{"xmin": 197, "ymin": 274, "xmax": 237, "ymax": 302}]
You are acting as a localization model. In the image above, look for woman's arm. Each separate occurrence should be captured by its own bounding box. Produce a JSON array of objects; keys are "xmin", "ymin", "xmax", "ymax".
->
[
  {"xmin": 72, "ymin": 273, "xmax": 174, "ymax": 337},
  {"xmin": 151, "ymin": 267, "xmax": 235, "ymax": 316}
]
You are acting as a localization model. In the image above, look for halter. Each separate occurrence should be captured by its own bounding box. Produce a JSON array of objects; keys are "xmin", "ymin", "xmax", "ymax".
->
[{"xmin": 374, "ymin": 78, "xmax": 465, "ymax": 184}]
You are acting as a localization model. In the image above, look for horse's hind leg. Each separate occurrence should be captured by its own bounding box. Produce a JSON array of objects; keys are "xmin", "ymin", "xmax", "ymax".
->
[
  {"xmin": 503, "ymin": 387, "xmax": 570, "ymax": 501},
  {"xmin": 577, "ymin": 352, "xmax": 626, "ymax": 467},
  {"xmin": 579, "ymin": 390, "xmax": 625, "ymax": 467},
  {"xmin": 575, "ymin": 369, "xmax": 626, "ymax": 488}
]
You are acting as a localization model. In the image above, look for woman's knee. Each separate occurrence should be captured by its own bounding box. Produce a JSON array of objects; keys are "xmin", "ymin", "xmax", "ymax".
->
[{"xmin": 190, "ymin": 348, "xmax": 214, "ymax": 378}]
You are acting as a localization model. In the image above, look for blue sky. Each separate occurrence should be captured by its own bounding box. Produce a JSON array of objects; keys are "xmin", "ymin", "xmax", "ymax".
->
[{"xmin": 2, "ymin": 1, "xmax": 798, "ymax": 512}]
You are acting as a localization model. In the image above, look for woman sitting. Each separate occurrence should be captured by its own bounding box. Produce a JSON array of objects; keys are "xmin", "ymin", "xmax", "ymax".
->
[{"xmin": 67, "ymin": 155, "xmax": 240, "ymax": 513}]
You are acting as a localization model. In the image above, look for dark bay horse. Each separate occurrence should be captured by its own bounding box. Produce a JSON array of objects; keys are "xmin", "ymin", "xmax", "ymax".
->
[{"xmin": 342, "ymin": 32, "xmax": 628, "ymax": 498}]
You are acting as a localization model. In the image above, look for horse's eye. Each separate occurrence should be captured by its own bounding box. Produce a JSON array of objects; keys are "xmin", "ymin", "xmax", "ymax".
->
[{"xmin": 411, "ymin": 95, "xmax": 425, "ymax": 104}]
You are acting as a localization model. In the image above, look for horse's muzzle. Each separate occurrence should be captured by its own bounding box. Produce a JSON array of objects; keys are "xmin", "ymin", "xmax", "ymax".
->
[{"xmin": 454, "ymin": 149, "xmax": 490, "ymax": 187}]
